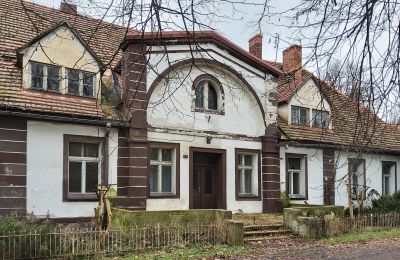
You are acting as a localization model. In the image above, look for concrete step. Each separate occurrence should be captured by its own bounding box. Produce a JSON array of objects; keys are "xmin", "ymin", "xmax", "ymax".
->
[
  {"xmin": 244, "ymin": 229, "xmax": 292, "ymax": 238},
  {"xmin": 244, "ymin": 224, "xmax": 283, "ymax": 232},
  {"xmin": 244, "ymin": 235, "xmax": 293, "ymax": 242}
]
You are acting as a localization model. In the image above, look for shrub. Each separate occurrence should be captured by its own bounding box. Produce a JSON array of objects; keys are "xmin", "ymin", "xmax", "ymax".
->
[
  {"xmin": 370, "ymin": 190, "xmax": 400, "ymax": 213},
  {"xmin": 280, "ymin": 191, "xmax": 291, "ymax": 208}
]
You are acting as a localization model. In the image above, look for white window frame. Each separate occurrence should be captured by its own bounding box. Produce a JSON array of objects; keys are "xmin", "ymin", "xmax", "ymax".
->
[
  {"xmin": 287, "ymin": 155, "xmax": 307, "ymax": 199},
  {"xmin": 349, "ymin": 159, "xmax": 365, "ymax": 199},
  {"xmin": 382, "ymin": 162, "xmax": 397, "ymax": 196},
  {"xmin": 68, "ymin": 141, "xmax": 102, "ymax": 195},
  {"xmin": 237, "ymin": 153, "xmax": 258, "ymax": 196},
  {"xmin": 66, "ymin": 68, "xmax": 96, "ymax": 97},
  {"xmin": 149, "ymin": 147, "xmax": 176, "ymax": 196},
  {"xmin": 29, "ymin": 61, "xmax": 61, "ymax": 92},
  {"xmin": 291, "ymin": 106, "xmax": 309, "ymax": 126}
]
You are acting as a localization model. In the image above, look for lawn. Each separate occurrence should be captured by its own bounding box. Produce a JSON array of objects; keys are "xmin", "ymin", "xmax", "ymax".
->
[
  {"xmin": 112, "ymin": 244, "xmax": 255, "ymax": 259},
  {"xmin": 322, "ymin": 228, "xmax": 400, "ymax": 244}
]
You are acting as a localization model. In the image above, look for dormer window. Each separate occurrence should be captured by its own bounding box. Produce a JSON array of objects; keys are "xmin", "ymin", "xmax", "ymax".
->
[
  {"xmin": 312, "ymin": 109, "xmax": 330, "ymax": 128},
  {"xmin": 67, "ymin": 69, "xmax": 96, "ymax": 97},
  {"xmin": 30, "ymin": 62, "xmax": 61, "ymax": 92},
  {"xmin": 291, "ymin": 106, "xmax": 309, "ymax": 125}
]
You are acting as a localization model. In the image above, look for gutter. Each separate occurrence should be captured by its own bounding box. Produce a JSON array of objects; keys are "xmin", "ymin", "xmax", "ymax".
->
[
  {"xmin": 0, "ymin": 110, "xmax": 130, "ymax": 128},
  {"xmin": 279, "ymin": 141, "xmax": 400, "ymax": 155}
]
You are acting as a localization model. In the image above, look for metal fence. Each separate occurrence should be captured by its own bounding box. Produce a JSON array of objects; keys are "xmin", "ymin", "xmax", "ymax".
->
[
  {"xmin": 0, "ymin": 223, "xmax": 225, "ymax": 259},
  {"xmin": 304, "ymin": 213, "xmax": 400, "ymax": 238}
]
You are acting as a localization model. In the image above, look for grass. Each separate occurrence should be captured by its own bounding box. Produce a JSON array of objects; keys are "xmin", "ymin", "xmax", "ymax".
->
[
  {"xmin": 322, "ymin": 228, "xmax": 400, "ymax": 244},
  {"xmin": 113, "ymin": 244, "xmax": 254, "ymax": 259}
]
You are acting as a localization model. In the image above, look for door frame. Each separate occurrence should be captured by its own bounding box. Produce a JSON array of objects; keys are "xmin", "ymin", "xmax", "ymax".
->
[{"xmin": 189, "ymin": 147, "xmax": 226, "ymax": 209}]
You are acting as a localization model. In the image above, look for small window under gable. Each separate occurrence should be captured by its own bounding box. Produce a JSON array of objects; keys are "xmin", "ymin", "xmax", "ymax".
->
[
  {"xmin": 30, "ymin": 62, "xmax": 61, "ymax": 92},
  {"xmin": 193, "ymin": 74, "xmax": 224, "ymax": 113},
  {"xmin": 312, "ymin": 109, "xmax": 330, "ymax": 128},
  {"xmin": 291, "ymin": 106, "xmax": 309, "ymax": 125},
  {"xmin": 67, "ymin": 69, "xmax": 96, "ymax": 97}
]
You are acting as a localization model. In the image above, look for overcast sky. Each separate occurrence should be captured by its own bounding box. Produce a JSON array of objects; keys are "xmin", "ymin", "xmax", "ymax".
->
[{"xmin": 29, "ymin": 0, "xmax": 304, "ymax": 64}]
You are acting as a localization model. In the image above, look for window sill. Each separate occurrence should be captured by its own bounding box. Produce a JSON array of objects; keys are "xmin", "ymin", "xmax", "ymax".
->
[
  {"xmin": 65, "ymin": 92, "xmax": 96, "ymax": 99},
  {"xmin": 193, "ymin": 107, "xmax": 225, "ymax": 115},
  {"xmin": 29, "ymin": 87, "xmax": 61, "ymax": 94},
  {"xmin": 288, "ymin": 194, "xmax": 307, "ymax": 200},
  {"xmin": 236, "ymin": 193, "xmax": 260, "ymax": 201},
  {"xmin": 64, "ymin": 193, "xmax": 98, "ymax": 202},
  {"xmin": 149, "ymin": 192, "xmax": 178, "ymax": 199}
]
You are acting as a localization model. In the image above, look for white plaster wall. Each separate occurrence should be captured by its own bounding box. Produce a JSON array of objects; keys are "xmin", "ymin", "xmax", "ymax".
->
[
  {"xmin": 27, "ymin": 121, "xmax": 118, "ymax": 218},
  {"xmin": 335, "ymin": 151, "xmax": 400, "ymax": 207},
  {"xmin": 146, "ymin": 131, "xmax": 263, "ymax": 213},
  {"xmin": 279, "ymin": 146, "xmax": 324, "ymax": 205},
  {"xmin": 148, "ymin": 65, "xmax": 265, "ymax": 137}
]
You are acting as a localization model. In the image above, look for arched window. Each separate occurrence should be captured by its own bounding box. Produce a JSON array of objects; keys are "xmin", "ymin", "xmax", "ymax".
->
[{"xmin": 194, "ymin": 78, "xmax": 221, "ymax": 111}]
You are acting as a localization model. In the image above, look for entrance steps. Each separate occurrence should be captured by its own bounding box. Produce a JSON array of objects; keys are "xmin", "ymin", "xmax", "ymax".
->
[{"xmin": 244, "ymin": 224, "xmax": 294, "ymax": 242}]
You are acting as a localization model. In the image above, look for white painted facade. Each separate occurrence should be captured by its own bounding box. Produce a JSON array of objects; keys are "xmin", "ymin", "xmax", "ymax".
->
[
  {"xmin": 145, "ymin": 43, "xmax": 278, "ymax": 213},
  {"xmin": 279, "ymin": 146, "xmax": 400, "ymax": 207},
  {"xmin": 26, "ymin": 121, "xmax": 118, "ymax": 218}
]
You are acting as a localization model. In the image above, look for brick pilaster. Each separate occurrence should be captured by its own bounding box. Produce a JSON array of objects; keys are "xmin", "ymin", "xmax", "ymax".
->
[
  {"xmin": 261, "ymin": 127, "xmax": 282, "ymax": 213},
  {"xmin": 323, "ymin": 148, "xmax": 335, "ymax": 205},
  {"xmin": 116, "ymin": 43, "xmax": 148, "ymax": 210}
]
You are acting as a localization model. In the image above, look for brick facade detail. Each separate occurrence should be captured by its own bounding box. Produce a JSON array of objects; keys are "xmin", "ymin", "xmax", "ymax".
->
[
  {"xmin": 261, "ymin": 132, "xmax": 282, "ymax": 212},
  {"xmin": 116, "ymin": 43, "xmax": 148, "ymax": 210},
  {"xmin": 282, "ymin": 45, "xmax": 302, "ymax": 81},
  {"xmin": 0, "ymin": 116, "xmax": 27, "ymax": 216},
  {"xmin": 249, "ymin": 34, "xmax": 263, "ymax": 59},
  {"xmin": 323, "ymin": 148, "xmax": 335, "ymax": 205}
]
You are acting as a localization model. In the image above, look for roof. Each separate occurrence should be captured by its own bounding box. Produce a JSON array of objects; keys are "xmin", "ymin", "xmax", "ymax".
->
[
  {"xmin": 124, "ymin": 31, "xmax": 284, "ymax": 76},
  {"xmin": 0, "ymin": 0, "xmax": 128, "ymax": 118},
  {"xmin": 274, "ymin": 68, "xmax": 400, "ymax": 153}
]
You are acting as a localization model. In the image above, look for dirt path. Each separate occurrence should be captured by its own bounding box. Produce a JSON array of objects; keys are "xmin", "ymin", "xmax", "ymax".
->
[{"xmin": 228, "ymin": 236, "xmax": 400, "ymax": 259}]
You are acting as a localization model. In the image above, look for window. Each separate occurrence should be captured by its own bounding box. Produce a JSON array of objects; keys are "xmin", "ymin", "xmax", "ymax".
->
[
  {"xmin": 30, "ymin": 62, "xmax": 61, "ymax": 92},
  {"xmin": 312, "ymin": 109, "xmax": 330, "ymax": 128},
  {"xmin": 193, "ymin": 75, "xmax": 223, "ymax": 112},
  {"xmin": 67, "ymin": 69, "xmax": 96, "ymax": 97},
  {"xmin": 63, "ymin": 135, "xmax": 105, "ymax": 201},
  {"xmin": 149, "ymin": 143, "xmax": 180, "ymax": 197},
  {"xmin": 349, "ymin": 159, "xmax": 365, "ymax": 198},
  {"xmin": 291, "ymin": 106, "xmax": 309, "ymax": 125},
  {"xmin": 382, "ymin": 162, "xmax": 396, "ymax": 196},
  {"xmin": 235, "ymin": 149, "xmax": 260, "ymax": 200},
  {"xmin": 286, "ymin": 154, "xmax": 307, "ymax": 199}
]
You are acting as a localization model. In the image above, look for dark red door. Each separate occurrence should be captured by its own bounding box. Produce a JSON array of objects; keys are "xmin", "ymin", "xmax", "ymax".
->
[{"xmin": 193, "ymin": 166, "xmax": 216, "ymax": 209}]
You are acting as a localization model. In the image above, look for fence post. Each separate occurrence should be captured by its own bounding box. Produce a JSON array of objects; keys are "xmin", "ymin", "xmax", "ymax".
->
[{"xmin": 226, "ymin": 220, "xmax": 243, "ymax": 246}]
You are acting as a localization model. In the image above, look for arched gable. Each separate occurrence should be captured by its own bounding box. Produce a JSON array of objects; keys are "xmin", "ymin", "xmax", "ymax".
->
[{"xmin": 146, "ymin": 58, "xmax": 266, "ymax": 126}]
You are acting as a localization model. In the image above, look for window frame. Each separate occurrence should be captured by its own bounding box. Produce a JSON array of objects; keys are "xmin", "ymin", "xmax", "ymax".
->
[
  {"xmin": 63, "ymin": 135, "xmax": 107, "ymax": 201},
  {"xmin": 286, "ymin": 153, "xmax": 308, "ymax": 200},
  {"xmin": 66, "ymin": 68, "xmax": 96, "ymax": 98},
  {"xmin": 312, "ymin": 109, "xmax": 330, "ymax": 128},
  {"xmin": 382, "ymin": 161, "xmax": 397, "ymax": 196},
  {"xmin": 291, "ymin": 106, "xmax": 310, "ymax": 126},
  {"xmin": 148, "ymin": 142, "xmax": 180, "ymax": 199},
  {"xmin": 29, "ymin": 61, "xmax": 61, "ymax": 93},
  {"xmin": 348, "ymin": 158, "xmax": 366, "ymax": 200},
  {"xmin": 192, "ymin": 74, "xmax": 225, "ymax": 115},
  {"xmin": 235, "ymin": 148, "xmax": 261, "ymax": 201}
]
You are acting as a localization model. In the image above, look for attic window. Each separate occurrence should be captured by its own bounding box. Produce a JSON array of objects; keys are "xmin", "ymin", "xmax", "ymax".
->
[
  {"xmin": 312, "ymin": 109, "xmax": 330, "ymax": 128},
  {"xmin": 67, "ymin": 69, "xmax": 96, "ymax": 97},
  {"xmin": 291, "ymin": 106, "xmax": 309, "ymax": 125},
  {"xmin": 30, "ymin": 62, "xmax": 61, "ymax": 92}
]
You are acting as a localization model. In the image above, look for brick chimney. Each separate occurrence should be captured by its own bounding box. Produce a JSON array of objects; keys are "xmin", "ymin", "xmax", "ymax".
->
[
  {"xmin": 249, "ymin": 34, "xmax": 263, "ymax": 59},
  {"xmin": 282, "ymin": 45, "xmax": 302, "ymax": 81},
  {"xmin": 60, "ymin": 2, "xmax": 77, "ymax": 15}
]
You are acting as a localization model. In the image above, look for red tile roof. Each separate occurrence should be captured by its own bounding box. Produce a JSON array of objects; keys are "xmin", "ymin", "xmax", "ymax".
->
[
  {"xmin": 274, "ymin": 68, "xmax": 400, "ymax": 152},
  {"xmin": 0, "ymin": 0, "xmax": 128, "ymax": 118}
]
